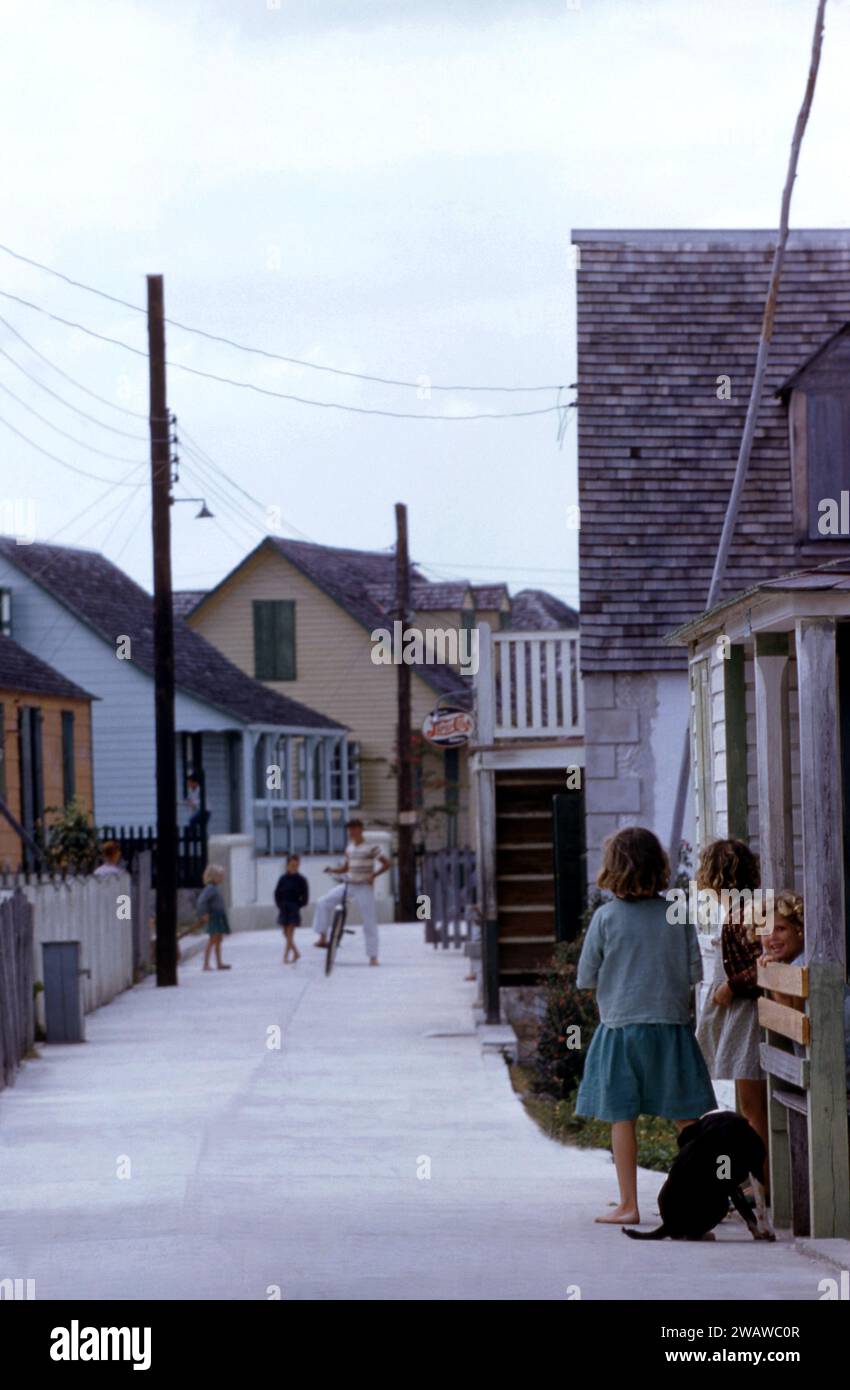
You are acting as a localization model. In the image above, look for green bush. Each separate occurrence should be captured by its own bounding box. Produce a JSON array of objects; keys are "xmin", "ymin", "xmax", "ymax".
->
[
  {"xmin": 42, "ymin": 800, "xmax": 99, "ymax": 875},
  {"xmin": 531, "ymin": 930, "xmax": 600, "ymax": 1100}
]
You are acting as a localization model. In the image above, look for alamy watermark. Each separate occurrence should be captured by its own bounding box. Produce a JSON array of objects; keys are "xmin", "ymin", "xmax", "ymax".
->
[
  {"xmin": 370, "ymin": 621, "xmax": 479, "ymax": 677},
  {"xmin": 665, "ymin": 884, "xmax": 775, "ymax": 931}
]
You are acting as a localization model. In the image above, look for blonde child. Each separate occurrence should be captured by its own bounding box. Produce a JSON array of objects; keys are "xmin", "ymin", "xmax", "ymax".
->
[
  {"xmin": 196, "ymin": 864, "xmax": 232, "ymax": 972},
  {"xmin": 576, "ymin": 827, "xmax": 715, "ymax": 1226}
]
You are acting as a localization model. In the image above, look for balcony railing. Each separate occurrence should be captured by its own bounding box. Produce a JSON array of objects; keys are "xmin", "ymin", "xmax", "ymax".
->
[{"xmin": 475, "ymin": 627, "xmax": 584, "ymax": 741}]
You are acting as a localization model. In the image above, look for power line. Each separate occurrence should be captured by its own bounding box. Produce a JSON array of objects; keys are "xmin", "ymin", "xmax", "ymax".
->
[
  {"xmin": 178, "ymin": 429, "xmax": 318, "ymax": 543},
  {"xmin": 0, "ymin": 310, "xmax": 148, "ymax": 421},
  {"xmin": 0, "ymin": 287, "xmax": 567, "ymax": 422},
  {"xmin": 0, "ymin": 377, "xmax": 147, "ymax": 464},
  {"xmin": 0, "ymin": 413, "xmax": 149, "ymax": 486},
  {"xmin": 0, "ymin": 240, "xmax": 567, "ymax": 394},
  {"xmin": 0, "ymin": 340, "xmax": 148, "ymax": 441}
]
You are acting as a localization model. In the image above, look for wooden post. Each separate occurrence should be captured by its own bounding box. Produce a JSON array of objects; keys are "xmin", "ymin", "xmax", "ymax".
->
[
  {"xmin": 796, "ymin": 616, "xmax": 850, "ymax": 1238},
  {"xmin": 395, "ymin": 503, "xmax": 416, "ymax": 920},
  {"xmin": 724, "ymin": 644, "xmax": 749, "ymax": 841},
  {"xmin": 148, "ymin": 274, "xmax": 178, "ymax": 988},
  {"xmin": 753, "ymin": 634, "xmax": 794, "ymax": 890}
]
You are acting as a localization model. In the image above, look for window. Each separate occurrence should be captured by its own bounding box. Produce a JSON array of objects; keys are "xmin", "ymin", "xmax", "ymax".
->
[
  {"xmin": 253, "ymin": 600, "xmax": 296, "ymax": 680},
  {"xmin": 498, "ymin": 609, "xmax": 512, "ymax": 631},
  {"xmin": 18, "ymin": 706, "xmax": 44, "ymax": 866},
  {"xmin": 0, "ymin": 703, "xmax": 5, "ymax": 800},
  {"xmin": 329, "ymin": 739, "xmax": 360, "ymax": 805},
  {"xmin": 0, "ymin": 589, "xmax": 10, "ymax": 637},
  {"xmin": 61, "ymin": 710, "xmax": 75, "ymax": 804}
]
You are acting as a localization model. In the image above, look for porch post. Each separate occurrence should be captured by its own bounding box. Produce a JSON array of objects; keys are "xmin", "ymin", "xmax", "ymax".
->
[
  {"xmin": 753, "ymin": 633, "xmax": 794, "ymax": 889},
  {"xmin": 474, "ymin": 623, "xmax": 500, "ymax": 1022},
  {"xmin": 795, "ymin": 617, "xmax": 850, "ymax": 1239},
  {"xmin": 241, "ymin": 730, "xmax": 255, "ymax": 840}
]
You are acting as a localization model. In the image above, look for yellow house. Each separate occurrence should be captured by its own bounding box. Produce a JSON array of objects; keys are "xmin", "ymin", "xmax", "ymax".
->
[{"xmin": 178, "ymin": 539, "xmax": 481, "ymax": 850}]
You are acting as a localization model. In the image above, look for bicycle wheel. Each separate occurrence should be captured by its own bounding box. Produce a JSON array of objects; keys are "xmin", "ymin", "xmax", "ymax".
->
[{"xmin": 325, "ymin": 902, "xmax": 346, "ymax": 976}]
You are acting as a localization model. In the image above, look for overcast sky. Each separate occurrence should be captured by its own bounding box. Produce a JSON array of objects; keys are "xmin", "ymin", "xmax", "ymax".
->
[{"xmin": 3, "ymin": 0, "xmax": 850, "ymax": 609}]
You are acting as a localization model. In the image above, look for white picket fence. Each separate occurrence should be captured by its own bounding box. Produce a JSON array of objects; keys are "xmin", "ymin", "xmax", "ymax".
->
[
  {"xmin": 0, "ymin": 874, "xmax": 134, "ymax": 1019},
  {"xmin": 476, "ymin": 627, "xmax": 584, "ymax": 740}
]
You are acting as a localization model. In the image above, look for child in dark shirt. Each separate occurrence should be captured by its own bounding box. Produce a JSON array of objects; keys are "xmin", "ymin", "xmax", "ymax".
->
[{"xmin": 274, "ymin": 855, "xmax": 310, "ymax": 964}]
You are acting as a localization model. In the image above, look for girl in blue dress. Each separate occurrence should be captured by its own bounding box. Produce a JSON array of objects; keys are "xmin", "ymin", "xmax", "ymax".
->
[{"xmin": 576, "ymin": 827, "xmax": 715, "ymax": 1227}]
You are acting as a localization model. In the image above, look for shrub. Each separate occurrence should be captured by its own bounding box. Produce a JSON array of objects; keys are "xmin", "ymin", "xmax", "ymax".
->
[
  {"xmin": 531, "ymin": 928, "xmax": 600, "ymax": 1100},
  {"xmin": 42, "ymin": 800, "xmax": 99, "ymax": 875}
]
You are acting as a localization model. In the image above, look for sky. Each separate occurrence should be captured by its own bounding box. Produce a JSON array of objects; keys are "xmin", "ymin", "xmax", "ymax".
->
[{"xmin": 2, "ymin": 0, "xmax": 850, "ymax": 609}]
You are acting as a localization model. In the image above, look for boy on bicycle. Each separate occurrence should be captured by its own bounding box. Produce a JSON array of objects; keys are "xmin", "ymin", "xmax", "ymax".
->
[{"xmin": 314, "ymin": 819, "xmax": 390, "ymax": 966}]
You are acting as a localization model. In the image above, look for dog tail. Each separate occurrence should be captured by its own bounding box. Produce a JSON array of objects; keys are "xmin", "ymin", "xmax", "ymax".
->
[{"xmin": 622, "ymin": 1224, "xmax": 669, "ymax": 1240}]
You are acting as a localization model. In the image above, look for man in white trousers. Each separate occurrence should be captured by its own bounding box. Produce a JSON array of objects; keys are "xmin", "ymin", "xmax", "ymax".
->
[{"xmin": 314, "ymin": 819, "xmax": 391, "ymax": 966}]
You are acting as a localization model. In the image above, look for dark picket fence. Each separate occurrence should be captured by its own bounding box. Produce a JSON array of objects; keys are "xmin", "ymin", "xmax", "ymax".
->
[
  {"xmin": 0, "ymin": 889, "xmax": 35, "ymax": 1091},
  {"xmin": 98, "ymin": 825, "xmax": 207, "ymax": 889},
  {"xmin": 418, "ymin": 847, "xmax": 477, "ymax": 949}
]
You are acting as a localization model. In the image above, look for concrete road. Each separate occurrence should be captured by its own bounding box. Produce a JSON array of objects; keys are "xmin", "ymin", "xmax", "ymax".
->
[{"xmin": 0, "ymin": 924, "xmax": 830, "ymax": 1300}]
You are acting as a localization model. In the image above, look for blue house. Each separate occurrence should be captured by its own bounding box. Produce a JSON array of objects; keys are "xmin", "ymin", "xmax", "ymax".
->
[{"xmin": 0, "ymin": 539, "xmax": 352, "ymax": 854}]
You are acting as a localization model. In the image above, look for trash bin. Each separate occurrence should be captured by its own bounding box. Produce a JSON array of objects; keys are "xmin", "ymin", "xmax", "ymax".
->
[{"xmin": 42, "ymin": 941, "xmax": 87, "ymax": 1043}]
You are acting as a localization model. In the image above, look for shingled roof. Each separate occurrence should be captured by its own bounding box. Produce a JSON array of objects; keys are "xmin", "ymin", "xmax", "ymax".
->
[
  {"xmin": 0, "ymin": 540, "xmax": 344, "ymax": 731},
  {"xmin": 264, "ymin": 539, "xmax": 470, "ymax": 700},
  {"xmin": 573, "ymin": 229, "xmax": 850, "ymax": 672},
  {"xmin": 173, "ymin": 589, "xmax": 207, "ymax": 620},
  {"xmin": 510, "ymin": 589, "xmax": 579, "ymax": 631},
  {"xmin": 0, "ymin": 634, "xmax": 95, "ymax": 702}
]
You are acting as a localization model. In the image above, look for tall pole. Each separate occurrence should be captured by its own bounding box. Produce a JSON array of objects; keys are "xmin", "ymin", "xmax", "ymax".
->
[
  {"xmin": 395, "ymin": 502, "xmax": 417, "ymax": 920},
  {"xmin": 667, "ymin": 0, "xmax": 828, "ymax": 863},
  {"xmin": 148, "ymin": 274, "xmax": 178, "ymax": 987}
]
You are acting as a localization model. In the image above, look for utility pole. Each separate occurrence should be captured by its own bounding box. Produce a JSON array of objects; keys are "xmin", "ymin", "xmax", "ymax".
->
[
  {"xmin": 148, "ymin": 274, "xmax": 178, "ymax": 987},
  {"xmin": 395, "ymin": 502, "xmax": 417, "ymax": 920},
  {"xmin": 667, "ymin": 0, "xmax": 828, "ymax": 863}
]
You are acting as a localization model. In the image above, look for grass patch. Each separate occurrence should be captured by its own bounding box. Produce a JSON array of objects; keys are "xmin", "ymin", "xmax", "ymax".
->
[{"xmin": 509, "ymin": 1062, "xmax": 678, "ymax": 1173}]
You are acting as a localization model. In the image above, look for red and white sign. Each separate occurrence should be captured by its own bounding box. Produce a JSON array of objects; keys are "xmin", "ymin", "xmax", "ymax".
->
[{"xmin": 422, "ymin": 708, "xmax": 474, "ymax": 747}]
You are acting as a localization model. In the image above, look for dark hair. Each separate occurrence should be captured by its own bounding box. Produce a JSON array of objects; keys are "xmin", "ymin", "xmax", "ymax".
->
[
  {"xmin": 346, "ymin": 818, "xmax": 363, "ymax": 830},
  {"xmin": 286, "ymin": 853, "xmax": 300, "ymax": 864},
  {"xmin": 596, "ymin": 826, "xmax": 670, "ymax": 900},
  {"xmin": 696, "ymin": 839, "xmax": 760, "ymax": 894},
  {"xmin": 99, "ymin": 840, "xmax": 121, "ymax": 862}
]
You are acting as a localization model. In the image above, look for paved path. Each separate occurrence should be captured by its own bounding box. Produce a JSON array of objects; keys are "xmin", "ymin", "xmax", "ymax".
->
[{"xmin": 0, "ymin": 925, "xmax": 829, "ymax": 1300}]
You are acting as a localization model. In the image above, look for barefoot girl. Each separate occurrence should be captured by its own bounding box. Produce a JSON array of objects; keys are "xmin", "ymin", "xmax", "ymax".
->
[
  {"xmin": 694, "ymin": 839, "xmax": 768, "ymax": 1153},
  {"xmin": 197, "ymin": 864, "xmax": 232, "ymax": 972},
  {"xmin": 576, "ymin": 827, "xmax": 715, "ymax": 1226}
]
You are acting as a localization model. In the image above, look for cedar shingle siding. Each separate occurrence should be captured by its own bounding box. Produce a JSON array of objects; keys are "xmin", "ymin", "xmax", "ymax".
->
[{"xmin": 574, "ymin": 229, "xmax": 850, "ymax": 672}]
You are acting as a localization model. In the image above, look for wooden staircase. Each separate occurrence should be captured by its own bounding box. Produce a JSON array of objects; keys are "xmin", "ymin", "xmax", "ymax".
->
[{"xmin": 494, "ymin": 770, "xmax": 578, "ymax": 979}]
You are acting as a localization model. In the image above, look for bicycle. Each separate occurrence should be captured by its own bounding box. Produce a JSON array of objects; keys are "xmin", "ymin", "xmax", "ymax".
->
[{"xmin": 325, "ymin": 876, "xmax": 355, "ymax": 976}]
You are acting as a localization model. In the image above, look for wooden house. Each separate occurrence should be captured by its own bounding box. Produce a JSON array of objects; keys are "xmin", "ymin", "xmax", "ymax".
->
[
  {"xmin": 572, "ymin": 228, "xmax": 850, "ymax": 880},
  {"xmin": 0, "ymin": 539, "xmax": 351, "ymax": 856},
  {"xmin": 0, "ymin": 634, "xmax": 95, "ymax": 868},
  {"xmin": 672, "ymin": 564, "xmax": 850, "ymax": 1239},
  {"xmin": 179, "ymin": 538, "xmax": 533, "ymax": 852}
]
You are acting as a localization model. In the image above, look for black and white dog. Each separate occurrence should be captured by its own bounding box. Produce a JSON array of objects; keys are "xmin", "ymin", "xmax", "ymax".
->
[{"xmin": 623, "ymin": 1110, "xmax": 776, "ymax": 1242}]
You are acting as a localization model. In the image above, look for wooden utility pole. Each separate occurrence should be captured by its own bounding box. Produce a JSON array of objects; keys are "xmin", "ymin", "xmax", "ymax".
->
[
  {"xmin": 668, "ymin": 0, "xmax": 828, "ymax": 861},
  {"xmin": 395, "ymin": 502, "xmax": 417, "ymax": 919},
  {"xmin": 148, "ymin": 274, "xmax": 178, "ymax": 987}
]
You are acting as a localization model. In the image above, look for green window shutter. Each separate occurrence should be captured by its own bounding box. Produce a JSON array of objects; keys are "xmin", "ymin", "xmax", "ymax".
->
[
  {"xmin": 253, "ymin": 600, "xmax": 296, "ymax": 681},
  {"xmin": 460, "ymin": 609, "xmax": 475, "ymax": 633},
  {"xmin": 61, "ymin": 710, "xmax": 76, "ymax": 805}
]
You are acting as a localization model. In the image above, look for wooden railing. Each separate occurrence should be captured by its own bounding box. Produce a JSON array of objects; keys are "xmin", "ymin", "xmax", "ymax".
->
[{"xmin": 475, "ymin": 627, "xmax": 583, "ymax": 741}]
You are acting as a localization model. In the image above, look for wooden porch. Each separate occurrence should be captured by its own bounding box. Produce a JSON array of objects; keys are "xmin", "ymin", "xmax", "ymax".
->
[
  {"xmin": 674, "ymin": 560, "xmax": 850, "ymax": 1239},
  {"xmin": 472, "ymin": 626, "xmax": 586, "ymax": 1021}
]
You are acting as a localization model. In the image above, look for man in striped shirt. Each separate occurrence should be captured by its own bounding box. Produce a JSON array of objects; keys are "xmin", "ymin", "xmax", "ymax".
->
[{"xmin": 314, "ymin": 819, "xmax": 391, "ymax": 965}]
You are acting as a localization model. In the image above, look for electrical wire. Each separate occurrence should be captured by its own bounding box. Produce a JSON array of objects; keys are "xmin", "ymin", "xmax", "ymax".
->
[
  {"xmin": 0, "ymin": 377, "xmax": 147, "ymax": 464},
  {"xmin": 0, "ymin": 310, "xmax": 148, "ymax": 420},
  {"xmin": 0, "ymin": 288, "xmax": 565, "ymax": 421},
  {"xmin": 0, "ymin": 413, "xmax": 148, "ymax": 486},
  {"xmin": 0, "ymin": 341, "xmax": 148, "ymax": 441},
  {"xmin": 0, "ymin": 240, "xmax": 567, "ymax": 394}
]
